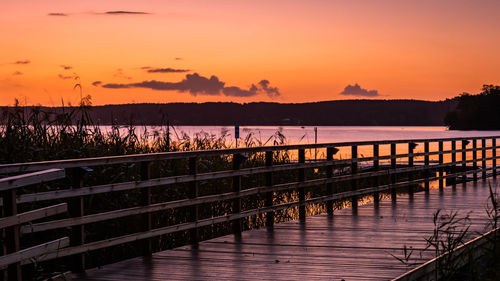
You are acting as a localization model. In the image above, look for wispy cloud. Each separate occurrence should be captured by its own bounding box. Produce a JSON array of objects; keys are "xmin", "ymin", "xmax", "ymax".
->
[
  {"xmin": 13, "ymin": 60, "xmax": 30, "ymax": 65},
  {"xmin": 49, "ymin": 11, "xmax": 150, "ymax": 17},
  {"xmin": 105, "ymin": 11, "xmax": 150, "ymax": 15},
  {"xmin": 12, "ymin": 71, "xmax": 22, "ymax": 76},
  {"xmin": 60, "ymin": 65, "xmax": 72, "ymax": 70},
  {"xmin": 145, "ymin": 67, "xmax": 190, "ymax": 73},
  {"xmin": 48, "ymin": 13, "xmax": 68, "ymax": 16},
  {"xmin": 340, "ymin": 83, "xmax": 379, "ymax": 97},
  {"xmin": 174, "ymin": 57, "xmax": 183, "ymax": 61},
  {"xmin": 114, "ymin": 68, "xmax": 132, "ymax": 80},
  {"xmin": 92, "ymin": 81, "xmax": 102, "ymax": 87},
  {"xmin": 58, "ymin": 74, "xmax": 74, "ymax": 80},
  {"xmin": 101, "ymin": 73, "xmax": 280, "ymax": 98}
]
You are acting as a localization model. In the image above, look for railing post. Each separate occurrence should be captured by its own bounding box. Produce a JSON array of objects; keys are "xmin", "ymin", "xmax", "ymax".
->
[
  {"xmin": 188, "ymin": 157, "xmax": 199, "ymax": 244},
  {"xmin": 351, "ymin": 145, "xmax": 358, "ymax": 212},
  {"xmin": 451, "ymin": 140, "xmax": 457, "ymax": 187},
  {"xmin": 68, "ymin": 167, "xmax": 85, "ymax": 272},
  {"xmin": 2, "ymin": 188, "xmax": 21, "ymax": 281},
  {"xmin": 232, "ymin": 154, "xmax": 243, "ymax": 234},
  {"xmin": 482, "ymin": 138, "xmax": 487, "ymax": 180},
  {"xmin": 439, "ymin": 141, "xmax": 444, "ymax": 190},
  {"xmin": 373, "ymin": 144, "xmax": 380, "ymax": 206},
  {"xmin": 140, "ymin": 162, "xmax": 152, "ymax": 255},
  {"xmin": 493, "ymin": 138, "xmax": 497, "ymax": 178},
  {"xmin": 265, "ymin": 151, "xmax": 274, "ymax": 227},
  {"xmin": 473, "ymin": 139, "xmax": 478, "ymax": 181},
  {"xmin": 298, "ymin": 149, "xmax": 306, "ymax": 221},
  {"xmin": 462, "ymin": 140, "xmax": 468, "ymax": 182},
  {"xmin": 391, "ymin": 143, "xmax": 397, "ymax": 202},
  {"xmin": 408, "ymin": 142, "xmax": 414, "ymax": 197},
  {"xmin": 424, "ymin": 142, "xmax": 430, "ymax": 194},
  {"xmin": 326, "ymin": 147, "xmax": 335, "ymax": 216}
]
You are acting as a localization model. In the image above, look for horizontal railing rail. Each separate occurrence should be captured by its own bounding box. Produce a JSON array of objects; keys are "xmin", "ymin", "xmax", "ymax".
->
[{"xmin": 1, "ymin": 135, "xmax": 499, "ymax": 280}]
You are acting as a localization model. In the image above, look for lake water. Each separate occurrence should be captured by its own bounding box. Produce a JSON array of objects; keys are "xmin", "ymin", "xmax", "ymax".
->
[
  {"xmin": 107, "ymin": 125, "xmax": 500, "ymax": 161},
  {"xmin": 123, "ymin": 125, "xmax": 500, "ymax": 144}
]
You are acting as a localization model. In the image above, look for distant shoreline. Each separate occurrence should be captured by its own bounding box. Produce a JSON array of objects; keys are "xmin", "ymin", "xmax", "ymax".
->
[{"xmin": 1, "ymin": 99, "xmax": 457, "ymax": 126}]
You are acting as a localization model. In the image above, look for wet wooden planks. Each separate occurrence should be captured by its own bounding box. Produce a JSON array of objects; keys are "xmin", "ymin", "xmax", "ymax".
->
[{"xmin": 74, "ymin": 179, "xmax": 498, "ymax": 281}]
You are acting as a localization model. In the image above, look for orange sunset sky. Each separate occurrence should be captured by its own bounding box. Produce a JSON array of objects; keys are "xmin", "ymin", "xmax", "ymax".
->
[{"xmin": 1, "ymin": 0, "xmax": 499, "ymax": 106}]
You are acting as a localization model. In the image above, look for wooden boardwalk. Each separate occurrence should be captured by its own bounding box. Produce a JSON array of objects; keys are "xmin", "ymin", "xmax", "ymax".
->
[{"xmin": 74, "ymin": 179, "xmax": 498, "ymax": 281}]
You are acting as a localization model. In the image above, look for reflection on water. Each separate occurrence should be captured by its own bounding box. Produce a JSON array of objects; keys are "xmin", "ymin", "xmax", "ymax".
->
[
  {"xmin": 101, "ymin": 125, "xmax": 500, "ymax": 163},
  {"xmin": 103, "ymin": 125, "xmax": 500, "ymax": 145}
]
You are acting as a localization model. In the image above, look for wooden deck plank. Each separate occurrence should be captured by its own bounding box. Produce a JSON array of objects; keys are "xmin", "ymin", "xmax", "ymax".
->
[{"xmin": 74, "ymin": 179, "xmax": 498, "ymax": 280}]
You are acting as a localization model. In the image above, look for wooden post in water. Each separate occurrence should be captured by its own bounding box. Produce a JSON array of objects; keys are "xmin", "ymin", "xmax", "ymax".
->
[
  {"xmin": 68, "ymin": 167, "xmax": 86, "ymax": 272},
  {"xmin": 493, "ymin": 138, "xmax": 497, "ymax": 178},
  {"xmin": 473, "ymin": 139, "xmax": 478, "ymax": 181},
  {"xmin": 439, "ymin": 141, "xmax": 444, "ymax": 190},
  {"xmin": 391, "ymin": 143, "xmax": 397, "ymax": 202},
  {"xmin": 408, "ymin": 142, "xmax": 415, "ymax": 197},
  {"xmin": 451, "ymin": 140, "xmax": 457, "ymax": 187},
  {"xmin": 140, "ymin": 162, "xmax": 152, "ymax": 255},
  {"xmin": 373, "ymin": 144, "xmax": 380, "ymax": 206},
  {"xmin": 351, "ymin": 145, "xmax": 358, "ymax": 212},
  {"xmin": 482, "ymin": 138, "xmax": 487, "ymax": 180},
  {"xmin": 298, "ymin": 149, "xmax": 306, "ymax": 221},
  {"xmin": 424, "ymin": 142, "xmax": 430, "ymax": 193},
  {"xmin": 326, "ymin": 147, "xmax": 335, "ymax": 216},
  {"xmin": 188, "ymin": 157, "xmax": 199, "ymax": 244},
  {"xmin": 2, "ymin": 188, "xmax": 21, "ymax": 281},
  {"xmin": 462, "ymin": 140, "xmax": 468, "ymax": 182},
  {"xmin": 265, "ymin": 151, "xmax": 274, "ymax": 227},
  {"xmin": 232, "ymin": 154, "xmax": 243, "ymax": 234}
]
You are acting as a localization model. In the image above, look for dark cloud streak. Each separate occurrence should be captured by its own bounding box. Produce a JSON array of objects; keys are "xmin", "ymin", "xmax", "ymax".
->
[
  {"xmin": 58, "ymin": 74, "xmax": 73, "ymax": 80},
  {"xmin": 14, "ymin": 60, "xmax": 30, "ymax": 65},
  {"xmin": 105, "ymin": 11, "xmax": 150, "ymax": 15},
  {"xmin": 146, "ymin": 67, "xmax": 190, "ymax": 73},
  {"xmin": 92, "ymin": 81, "xmax": 102, "ymax": 87},
  {"xmin": 48, "ymin": 13, "xmax": 68, "ymax": 16}
]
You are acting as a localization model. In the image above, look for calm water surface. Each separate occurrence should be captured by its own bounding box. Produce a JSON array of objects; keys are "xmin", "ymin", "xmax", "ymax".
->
[
  {"xmin": 125, "ymin": 125, "xmax": 500, "ymax": 144},
  {"xmin": 105, "ymin": 126, "xmax": 500, "ymax": 161}
]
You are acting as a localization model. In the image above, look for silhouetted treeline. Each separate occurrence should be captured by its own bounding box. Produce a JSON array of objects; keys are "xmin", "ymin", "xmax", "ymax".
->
[
  {"xmin": 1, "ymin": 99, "xmax": 457, "ymax": 126},
  {"xmin": 444, "ymin": 85, "xmax": 500, "ymax": 130}
]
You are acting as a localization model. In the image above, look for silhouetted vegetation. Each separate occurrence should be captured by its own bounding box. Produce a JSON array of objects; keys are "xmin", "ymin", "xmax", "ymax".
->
[
  {"xmin": 393, "ymin": 183, "xmax": 500, "ymax": 280},
  {"xmin": 445, "ymin": 85, "xmax": 500, "ymax": 130}
]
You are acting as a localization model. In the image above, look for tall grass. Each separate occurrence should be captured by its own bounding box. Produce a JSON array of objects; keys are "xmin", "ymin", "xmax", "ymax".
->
[
  {"xmin": 0, "ymin": 100, "xmax": 303, "ymax": 278},
  {"xmin": 0, "ymin": 99, "xmax": 290, "ymax": 164}
]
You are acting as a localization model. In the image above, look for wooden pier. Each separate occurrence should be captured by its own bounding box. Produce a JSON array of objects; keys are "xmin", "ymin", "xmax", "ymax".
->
[
  {"xmin": 74, "ymin": 179, "xmax": 496, "ymax": 280},
  {"xmin": 0, "ymin": 136, "xmax": 499, "ymax": 280}
]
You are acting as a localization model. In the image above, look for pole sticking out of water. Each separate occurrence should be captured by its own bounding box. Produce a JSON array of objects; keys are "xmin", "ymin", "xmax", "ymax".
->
[
  {"xmin": 235, "ymin": 123, "xmax": 240, "ymax": 148},
  {"xmin": 314, "ymin": 127, "xmax": 318, "ymax": 161}
]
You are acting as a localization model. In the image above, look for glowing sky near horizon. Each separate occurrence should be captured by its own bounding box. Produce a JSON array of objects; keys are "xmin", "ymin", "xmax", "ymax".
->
[{"xmin": 1, "ymin": 0, "xmax": 500, "ymax": 106}]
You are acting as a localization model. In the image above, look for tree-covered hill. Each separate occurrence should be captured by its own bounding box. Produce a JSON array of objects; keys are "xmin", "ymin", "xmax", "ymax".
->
[
  {"xmin": 444, "ymin": 85, "xmax": 500, "ymax": 130},
  {"xmin": 1, "ymin": 99, "xmax": 458, "ymax": 126}
]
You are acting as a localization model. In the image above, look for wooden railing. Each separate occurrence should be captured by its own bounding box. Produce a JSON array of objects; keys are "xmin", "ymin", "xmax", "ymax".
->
[
  {"xmin": 0, "ymin": 136, "xmax": 499, "ymax": 280},
  {"xmin": 0, "ymin": 169, "xmax": 69, "ymax": 281}
]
